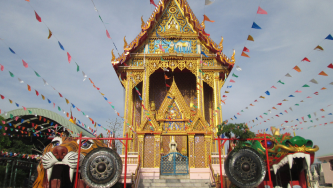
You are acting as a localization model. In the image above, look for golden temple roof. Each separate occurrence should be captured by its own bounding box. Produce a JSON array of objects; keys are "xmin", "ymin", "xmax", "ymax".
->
[{"xmin": 112, "ymin": 0, "xmax": 235, "ymax": 70}]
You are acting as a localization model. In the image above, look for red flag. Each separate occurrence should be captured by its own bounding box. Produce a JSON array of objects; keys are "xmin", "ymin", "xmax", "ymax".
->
[
  {"xmin": 0, "ymin": 95, "xmax": 4, "ymax": 99},
  {"xmin": 67, "ymin": 52, "xmax": 71, "ymax": 63},
  {"xmin": 241, "ymin": 51, "xmax": 250, "ymax": 58},
  {"xmin": 35, "ymin": 90, "xmax": 39, "ymax": 96},
  {"xmin": 242, "ymin": 47, "xmax": 250, "ymax": 52},
  {"xmin": 0, "ymin": 64, "xmax": 3, "ymax": 71},
  {"xmin": 203, "ymin": 15, "xmax": 215, "ymax": 22},
  {"xmin": 22, "ymin": 60, "xmax": 28, "ymax": 68},
  {"xmin": 106, "ymin": 30, "xmax": 111, "ymax": 39},
  {"xmin": 271, "ymin": 86, "xmax": 277, "ymax": 89},
  {"xmin": 277, "ymin": 103, "xmax": 282, "ymax": 105},
  {"xmin": 222, "ymin": 95, "xmax": 227, "ymax": 97},
  {"xmin": 150, "ymin": 0, "xmax": 158, "ymax": 7},
  {"xmin": 34, "ymin": 11, "xmax": 41, "ymax": 22},
  {"xmin": 166, "ymin": 84, "xmax": 170, "ymax": 87},
  {"xmin": 327, "ymin": 63, "xmax": 333, "ymax": 69},
  {"xmin": 302, "ymin": 57, "xmax": 310, "ymax": 62},
  {"xmin": 257, "ymin": 6, "xmax": 267, "ymax": 14},
  {"xmin": 59, "ymin": 93, "xmax": 63, "ymax": 97},
  {"xmin": 230, "ymin": 79, "xmax": 235, "ymax": 83}
]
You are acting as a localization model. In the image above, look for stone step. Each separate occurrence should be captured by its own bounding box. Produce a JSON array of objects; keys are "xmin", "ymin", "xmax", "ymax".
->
[
  {"xmin": 141, "ymin": 179, "xmax": 209, "ymax": 183},
  {"xmin": 140, "ymin": 182, "xmax": 209, "ymax": 187},
  {"xmin": 138, "ymin": 179, "xmax": 210, "ymax": 188}
]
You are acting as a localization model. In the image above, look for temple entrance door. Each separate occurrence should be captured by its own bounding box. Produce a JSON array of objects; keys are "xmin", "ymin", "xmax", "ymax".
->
[{"xmin": 160, "ymin": 136, "xmax": 187, "ymax": 157}]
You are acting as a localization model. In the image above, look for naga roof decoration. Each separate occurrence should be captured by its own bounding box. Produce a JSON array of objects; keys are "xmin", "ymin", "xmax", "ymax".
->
[{"xmin": 112, "ymin": 0, "xmax": 235, "ymax": 72}]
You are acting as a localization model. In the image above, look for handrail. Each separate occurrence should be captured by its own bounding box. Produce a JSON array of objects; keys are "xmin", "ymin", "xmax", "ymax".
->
[
  {"xmin": 131, "ymin": 155, "xmax": 141, "ymax": 188},
  {"xmin": 209, "ymin": 155, "xmax": 219, "ymax": 187}
]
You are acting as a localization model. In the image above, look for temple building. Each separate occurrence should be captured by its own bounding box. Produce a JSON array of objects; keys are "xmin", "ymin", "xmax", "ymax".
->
[{"xmin": 112, "ymin": 0, "xmax": 234, "ymax": 177}]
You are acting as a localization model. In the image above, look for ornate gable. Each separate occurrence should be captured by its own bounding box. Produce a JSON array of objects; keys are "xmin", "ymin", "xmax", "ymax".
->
[
  {"xmin": 157, "ymin": 79, "xmax": 190, "ymax": 120},
  {"xmin": 138, "ymin": 114, "xmax": 159, "ymax": 132}
]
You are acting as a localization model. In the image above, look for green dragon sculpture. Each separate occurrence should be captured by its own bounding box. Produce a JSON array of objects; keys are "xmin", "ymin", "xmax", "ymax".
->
[{"xmin": 224, "ymin": 126, "xmax": 319, "ymax": 188}]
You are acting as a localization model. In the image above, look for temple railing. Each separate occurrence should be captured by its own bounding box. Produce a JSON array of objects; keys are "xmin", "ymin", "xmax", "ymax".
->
[
  {"xmin": 120, "ymin": 155, "xmax": 139, "ymax": 164},
  {"xmin": 131, "ymin": 155, "xmax": 141, "ymax": 188},
  {"xmin": 209, "ymin": 155, "xmax": 219, "ymax": 187}
]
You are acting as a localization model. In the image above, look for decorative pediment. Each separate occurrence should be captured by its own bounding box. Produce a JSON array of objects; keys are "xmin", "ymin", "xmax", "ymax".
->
[
  {"xmin": 138, "ymin": 114, "xmax": 159, "ymax": 132},
  {"xmin": 157, "ymin": 79, "xmax": 190, "ymax": 120}
]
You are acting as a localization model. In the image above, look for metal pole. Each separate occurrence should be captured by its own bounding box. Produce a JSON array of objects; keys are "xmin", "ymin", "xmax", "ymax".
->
[
  {"xmin": 28, "ymin": 163, "xmax": 33, "ymax": 188},
  {"xmin": 264, "ymin": 134, "xmax": 272, "ymax": 188},
  {"xmin": 13, "ymin": 160, "xmax": 18, "ymax": 188},
  {"xmin": 74, "ymin": 132, "xmax": 82, "ymax": 188},
  {"xmin": 218, "ymin": 140, "xmax": 223, "ymax": 188},
  {"xmin": 124, "ymin": 133, "xmax": 128, "ymax": 188},
  {"xmin": 9, "ymin": 159, "xmax": 15, "ymax": 187},
  {"xmin": 3, "ymin": 160, "xmax": 9, "ymax": 188}
]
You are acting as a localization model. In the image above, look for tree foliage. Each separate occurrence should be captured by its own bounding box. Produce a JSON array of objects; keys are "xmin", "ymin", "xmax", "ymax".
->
[
  {"xmin": 216, "ymin": 121, "xmax": 255, "ymax": 151},
  {"xmin": 0, "ymin": 116, "xmax": 11, "ymax": 150}
]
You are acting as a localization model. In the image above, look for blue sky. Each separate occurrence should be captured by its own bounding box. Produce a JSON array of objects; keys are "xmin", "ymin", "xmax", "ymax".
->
[{"xmin": 0, "ymin": 0, "xmax": 333, "ymax": 158}]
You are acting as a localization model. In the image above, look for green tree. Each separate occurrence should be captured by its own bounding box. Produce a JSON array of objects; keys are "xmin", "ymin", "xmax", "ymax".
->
[
  {"xmin": 0, "ymin": 116, "xmax": 11, "ymax": 150},
  {"xmin": 216, "ymin": 121, "xmax": 255, "ymax": 151}
]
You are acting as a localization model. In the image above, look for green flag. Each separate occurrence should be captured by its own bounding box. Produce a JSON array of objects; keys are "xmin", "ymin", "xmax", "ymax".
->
[
  {"xmin": 308, "ymin": 114, "xmax": 311, "ymax": 119},
  {"xmin": 264, "ymin": 113, "xmax": 268, "ymax": 115},
  {"xmin": 295, "ymin": 104, "xmax": 299, "ymax": 106},
  {"xmin": 34, "ymin": 71, "xmax": 41, "ymax": 77},
  {"xmin": 310, "ymin": 120, "xmax": 313, "ymax": 122},
  {"xmin": 9, "ymin": 71, "xmax": 14, "ymax": 77},
  {"xmin": 75, "ymin": 62, "xmax": 79, "ymax": 72},
  {"xmin": 217, "ymin": 107, "xmax": 220, "ymax": 110},
  {"xmin": 58, "ymin": 106, "xmax": 61, "ymax": 111},
  {"xmin": 10, "ymin": 114, "xmax": 13, "ymax": 119},
  {"xmin": 28, "ymin": 110, "xmax": 32, "ymax": 114},
  {"xmin": 99, "ymin": 15, "xmax": 103, "ymax": 22},
  {"xmin": 278, "ymin": 80, "xmax": 285, "ymax": 84},
  {"xmin": 232, "ymin": 73, "xmax": 238, "ymax": 78},
  {"xmin": 111, "ymin": 105, "xmax": 115, "ymax": 109},
  {"xmin": 302, "ymin": 84, "xmax": 310, "ymax": 87},
  {"xmin": 82, "ymin": 112, "xmax": 85, "ymax": 115}
]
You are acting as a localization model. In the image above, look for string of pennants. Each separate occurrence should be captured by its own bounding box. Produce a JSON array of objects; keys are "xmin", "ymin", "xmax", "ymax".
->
[
  {"xmin": 0, "ymin": 93, "xmax": 97, "ymax": 136},
  {"xmin": 0, "ymin": 151, "xmax": 41, "ymax": 160},
  {"xmin": 250, "ymin": 103, "xmax": 333, "ymax": 132},
  {"xmin": 229, "ymin": 36, "xmax": 333, "ymax": 123},
  {"xmin": 23, "ymin": 0, "xmax": 124, "ymax": 130},
  {"xmin": 221, "ymin": 5, "xmax": 268, "ymax": 106}
]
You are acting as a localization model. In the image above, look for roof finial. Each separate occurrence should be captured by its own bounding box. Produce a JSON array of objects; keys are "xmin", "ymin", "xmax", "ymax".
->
[
  {"xmin": 124, "ymin": 36, "xmax": 128, "ymax": 49},
  {"xmin": 141, "ymin": 16, "xmax": 145, "ymax": 28},
  {"xmin": 219, "ymin": 37, "xmax": 224, "ymax": 51},
  {"xmin": 231, "ymin": 49, "xmax": 235, "ymax": 63},
  {"xmin": 201, "ymin": 20, "xmax": 205, "ymax": 29},
  {"xmin": 111, "ymin": 49, "xmax": 115, "ymax": 62}
]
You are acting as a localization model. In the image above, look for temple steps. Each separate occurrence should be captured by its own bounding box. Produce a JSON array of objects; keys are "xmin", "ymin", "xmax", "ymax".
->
[{"xmin": 138, "ymin": 179, "xmax": 211, "ymax": 188}]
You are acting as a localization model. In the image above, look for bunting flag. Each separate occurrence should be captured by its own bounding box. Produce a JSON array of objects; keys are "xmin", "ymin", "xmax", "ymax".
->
[
  {"xmin": 41, "ymin": 95, "xmax": 45, "ymax": 100},
  {"xmin": 164, "ymin": 75, "xmax": 170, "ymax": 80},
  {"xmin": 18, "ymin": 78, "xmax": 24, "ymax": 83},
  {"xmin": 257, "ymin": 6, "xmax": 267, "ymax": 14},
  {"xmin": 236, "ymin": 66, "xmax": 242, "ymax": 71},
  {"xmin": 251, "ymin": 22, "xmax": 261, "ymax": 29},
  {"xmin": 21, "ymin": 60, "xmax": 28, "ymax": 68},
  {"xmin": 106, "ymin": 30, "xmax": 111, "ymax": 39},
  {"xmin": 75, "ymin": 62, "xmax": 80, "ymax": 72},
  {"xmin": 43, "ymin": 79, "xmax": 48, "ymax": 86},
  {"xmin": 58, "ymin": 41, "xmax": 64, "ymax": 50},
  {"xmin": 232, "ymin": 73, "xmax": 238, "ymax": 78},
  {"xmin": 271, "ymin": 86, "xmax": 277, "ymax": 89},
  {"xmin": 27, "ymin": 85, "xmax": 31, "ymax": 91},
  {"xmin": 34, "ymin": 11, "xmax": 41, "ymax": 22},
  {"xmin": 241, "ymin": 51, "xmax": 250, "ymax": 58},
  {"xmin": 203, "ymin": 15, "xmax": 215, "ymax": 22},
  {"xmin": 277, "ymin": 80, "xmax": 285, "ymax": 84},
  {"xmin": 247, "ymin": 35, "xmax": 254, "ymax": 41},
  {"xmin": 230, "ymin": 79, "xmax": 235, "ymax": 83},
  {"xmin": 302, "ymin": 57, "xmax": 310, "ymax": 62},
  {"xmin": 295, "ymin": 90, "xmax": 302, "ymax": 93},
  {"xmin": 289, "ymin": 95, "xmax": 294, "ymax": 97},
  {"xmin": 285, "ymin": 73, "xmax": 292, "ymax": 77},
  {"xmin": 314, "ymin": 45, "xmax": 323, "ymax": 51},
  {"xmin": 9, "ymin": 71, "xmax": 14, "ymax": 77},
  {"xmin": 325, "ymin": 34, "xmax": 333, "ymax": 40},
  {"xmin": 302, "ymin": 84, "xmax": 310, "ymax": 87},
  {"xmin": 34, "ymin": 71, "xmax": 40, "ymax": 77},
  {"xmin": 67, "ymin": 52, "xmax": 71, "ymax": 63},
  {"xmin": 243, "ymin": 47, "xmax": 250, "ymax": 52},
  {"xmin": 259, "ymin": 96, "xmax": 265, "ymax": 99},
  {"xmin": 293, "ymin": 66, "xmax": 301, "ymax": 72},
  {"xmin": 265, "ymin": 91, "xmax": 270, "ymax": 95},
  {"xmin": 205, "ymin": 0, "xmax": 214, "ymax": 5},
  {"xmin": 150, "ymin": 0, "xmax": 158, "ymax": 7},
  {"xmin": 201, "ymin": 51, "xmax": 208, "ymax": 57},
  {"xmin": 277, "ymin": 103, "xmax": 282, "ymax": 105},
  {"xmin": 0, "ymin": 64, "xmax": 4, "ymax": 71},
  {"xmin": 318, "ymin": 71, "xmax": 328, "ymax": 76},
  {"xmin": 310, "ymin": 79, "xmax": 318, "ymax": 84},
  {"xmin": 166, "ymin": 84, "xmax": 170, "ymax": 87},
  {"xmin": 9, "ymin": 48, "xmax": 15, "ymax": 54},
  {"xmin": 321, "ymin": 87, "xmax": 327, "ymax": 90}
]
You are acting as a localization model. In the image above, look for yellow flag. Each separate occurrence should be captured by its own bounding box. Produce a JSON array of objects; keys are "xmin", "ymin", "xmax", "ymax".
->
[
  {"xmin": 314, "ymin": 45, "xmax": 323, "ymax": 51},
  {"xmin": 101, "ymin": 93, "xmax": 104, "ymax": 96},
  {"xmin": 9, "ymin": 99, "xmax": 12, "ymax": 104},
  {"xmin": 247, "ymin": 35, "xmax": 254, "ymax": 41},
  {"xmin": 47, "ymin": 29, "xmax": 52, "ymax": 39},
  {"xmin": 41, "ymin": 95, "xmax": 45, "ymax": 100},
  {"xmin": 259, "ymin": 96, "xmax": 265, "ymax": 99},
  {"xmin": 65, "ymin": 98, "xmax": 69, "ymax": 104}
]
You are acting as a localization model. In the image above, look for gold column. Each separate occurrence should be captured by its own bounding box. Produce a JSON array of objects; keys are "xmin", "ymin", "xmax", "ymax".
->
[
  {"xmin": 122, "ymin": 72, "xmax": 133, "ymax": 154},
  {"xmin": 154, "ymin": 134, "xmax": 161, "ymax": 168},
  {"xmin": 188, "ymin": 134, "xmax": 195, "ymax": 168},
  {"xmin": 213, "ymin": 72, "xmax": 220, "ymax": 153},
  {"xmin": 138, "ymin": 134, "xmax": 144, "ymax": 166},
  {"xmin": 204, "ymin": 135, "xmax": 212, "ymax": 167},
  {"xmin": 197, "ymin": 64, "xmax": 205, "ymax": 119},
  {"xmin": 141, "ymin": 62, "xmax": 150, "ymax": 123}
]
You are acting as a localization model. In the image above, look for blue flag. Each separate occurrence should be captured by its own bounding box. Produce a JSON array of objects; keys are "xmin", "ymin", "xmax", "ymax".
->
[
  {"xmin": 280, "ymin": 113, "xmax": 283, "ymax": 115},
  {"xmin": 201, "ymin": 51, "xmax": 208, "ymax": 57},
  {"xmin": 296, "ymin": 119, "xmax": 299, "ymax": 121},
  {"xmin": 9, "ymin": 123, "xmax": 12, "ymax": 126},
  {"xmin": 289, "ymin": 95, "xmax": 294, "ymax": 97},
  {"xmin": 98, "ymin": 124, "xmax": 101, "ymax": 127},
  {"xmin": 51, "ymin": 122, "xmax": 53, "ymax": 126},
  {"xmin": 9, "ymin": 48, "xmax": 15, "ymax": 54},
  {"xmin": 167, "ymin": 96, "xmax": 173, "ymax": 99},
  {"xmin": 227, "ymin": 86, "xmax": 232, "ymax": 88},
  {"xmin": 78, "ymin": 120, "xmax": 81, "ymax": 124},
  {"xmin": 139, "ymin": 96, "xmax": 142, "ymax": 100},
  {"xmin": 72, "ymin": 103, "xmax": 75, "ymax": 108},
  {"xmin": 328, "ymin": 113, "xmax": 332, "ymax": 115},
  {"xmin": 48, "ymin": 99, "xmax": 51, "ymax": 103},
  {"xmin": 15, "ymin": 103, "xmax": 19, "ymax": 107},
  {"xmin": 58, "ymin": 41, "xmax": 65, "ymax": 50},
  {"xmin": 265, "ymin": 91, "xmax": 270, "ymax": 95},
  {"xmin": 104, "ymin": 97, "xmax": 108, "ymax": 101},
  {"xmin": 21, "ymin": 119, "xmax": 24, "ymax": 123},
  {"xmin": 234, "ymin": 115, "xmax": 237, "ymax": 119},
  {"xmin": 252, "ymin": 22, "xmax": 262, "ymax": 29},
  {"xmin": 325, "ymin": 34, "xmax": 333, "ymax": 40},
  {"xmin": 266, "ymin": 128, "xmax": 268, "ymax": 131},
  {"xmin": 256, "ymin": 117, "xmax": 258, "ymax": 120}
]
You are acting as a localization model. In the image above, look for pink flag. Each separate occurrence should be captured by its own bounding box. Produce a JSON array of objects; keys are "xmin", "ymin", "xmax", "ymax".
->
[
  {"xmin": 271, "ymin": 86, "xmax": 277, "ymax": 89},
  {"xmin": 34, "ymin": 11, "xmax": 42, "ymax": 22},
  {"xmin": 22, "ymin": 60, "xmax": 28, "ymax": 68},
  {"xmin": 301, "ymin": 117, "xmax": 304, "ymax": 121},
  {"xmin": 257, "ymin": 6, "xmax": 267, "ymax": 14},
  {"xmin": 15, "ymin": 116, "xmax": 19, "ymax": 121},
  {"xmin": 106, "ymin": 30, "xmax": 111, "ymax": 39},
  {"xmin": 108, "ymin": 102, "xmax": 112, "ymax": 104},
  {"xmin": 295, "ymin": 90, "xmax": 302, "ymax": 93},
  {"xmin": 230, "ymin": 79, "xmax": 235, "ymax": 83},
  {"xmin": 77, "ymin": 107, "xmax": 81, "ymax": 111},
  {"xmin": 307, "ymin": 96, "xmax": 312, "ymax": 98},
  {"xmin": 284, "ymin": 110, "xmax": 288, "ymax": 113},
  {"xmin": 67, "ymin": 52, "xmax": 71, "ymax": 63},
  {"xmin": 23, "ymin": 106, "xmax": 26, "ymax": 110},
  {"xmin": 55, "ymin": 124, "xmax": 58, "ymax": 128},
  {"xmin": 2, "ymin": 120, "xmax": 5, "ymax": 124},
  {"xmin": 0, "ymin": 64, "xmax": 3, "ymax": 71}
]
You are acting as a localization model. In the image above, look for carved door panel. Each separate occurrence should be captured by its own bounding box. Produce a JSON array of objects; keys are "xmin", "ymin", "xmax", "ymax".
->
[{"xmin": 194, "ymin": 135, "xmax": 205, "ymax": 168}]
